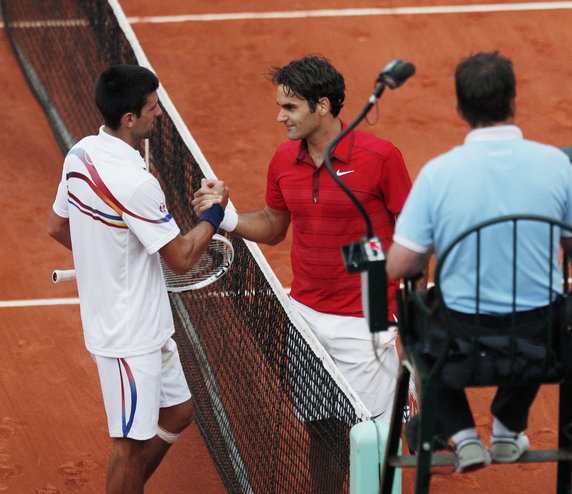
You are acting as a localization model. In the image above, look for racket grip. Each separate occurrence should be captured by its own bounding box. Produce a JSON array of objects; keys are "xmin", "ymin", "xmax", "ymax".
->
[{"xmin": 52, "ymin": 269, "xmax": 76, "ymax": 283}]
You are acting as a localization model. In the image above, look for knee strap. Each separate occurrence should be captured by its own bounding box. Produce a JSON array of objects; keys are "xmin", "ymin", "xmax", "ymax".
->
[{"xmin": 157, "ymin": 425, "xmax": 180, "ymax": 444}]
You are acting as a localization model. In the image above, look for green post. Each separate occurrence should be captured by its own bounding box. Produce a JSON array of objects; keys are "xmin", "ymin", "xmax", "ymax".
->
[{"xmin": 350, "ymin": 420, "xmax": 402, "ymax": 494}]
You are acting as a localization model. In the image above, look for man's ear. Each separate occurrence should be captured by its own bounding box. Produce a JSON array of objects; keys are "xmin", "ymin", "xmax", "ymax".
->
[
  {"xmin": 121, "ymin": 112, "xmax": 136, "ymax": 129},
  {"xmin": 317, "ymin": 97, "xmax": 330, "ymax": 116}
]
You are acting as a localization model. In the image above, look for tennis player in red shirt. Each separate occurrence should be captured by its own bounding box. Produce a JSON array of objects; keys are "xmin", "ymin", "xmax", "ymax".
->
[{"xmin": 194, "ymin": 54, "xmax": 412, "ymax": 490}]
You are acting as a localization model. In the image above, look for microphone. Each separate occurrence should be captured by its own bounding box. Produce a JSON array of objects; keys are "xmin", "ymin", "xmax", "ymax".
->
[
  {"xmin": 377, "ymin": 59, "xmax": 416, "ymax": 89},
  {"xmin": 341, "ymin": 236, "xmax": 389, "ymax": 333}
]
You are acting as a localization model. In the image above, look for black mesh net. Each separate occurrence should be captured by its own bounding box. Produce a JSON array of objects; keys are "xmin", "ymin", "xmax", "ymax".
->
[{"xmin": 0, "ymin": 1, "xmax": 365, "ymax": 492}]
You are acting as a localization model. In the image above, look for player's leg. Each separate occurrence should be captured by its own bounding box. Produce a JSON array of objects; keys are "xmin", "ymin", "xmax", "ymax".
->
[
  {"xmin": 489, "ymin": 383, "xmax": 540, "ymax": 462},
  {"xmin": 106, "ymin": 437, "xmax": 146, "ymax": 494},
  {"xmin": 301, "ymin": 306, "xmax": 400, "ymax": 420},
  {"xmin": 292, "ymin": 300, "xmax": 400, "ymax": 492},
  {"xmin": 143, "ymin": 399, "xmax": 193, "ymax": 480},
  {"xmin": 432, "ymin": 384, "xmax": 493, "ymax": 472},
  {"xmin": 288, "ymin": 301, "xmax": 354, "ymax": 493},
  {"xmin": 93, "ymin": 348, "xmax": 167, "ymax": 491},
  {"xmin": 143, "ymin": 337, "xmax": 193, "ymax": 481}
]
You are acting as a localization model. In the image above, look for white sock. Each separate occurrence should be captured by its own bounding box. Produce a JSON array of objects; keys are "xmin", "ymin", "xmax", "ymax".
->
[
  {"xmin": 451, "ymin": 427, "xmax": 479, "ymax": 445},
  {"xmin": 492, "ymin": 417, "xmax": 518, "ymax": 437}
]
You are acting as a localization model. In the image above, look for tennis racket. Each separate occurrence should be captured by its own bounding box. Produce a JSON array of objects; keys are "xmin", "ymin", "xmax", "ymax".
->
[{"xmin": 52, "ymin": 233, "xmax": 234, "ymax": 291}]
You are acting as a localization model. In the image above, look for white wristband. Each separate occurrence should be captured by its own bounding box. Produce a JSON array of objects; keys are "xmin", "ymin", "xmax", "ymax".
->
[{"xmin": 219, "ymin": 208, "xmax": 238, "ymax": 232}]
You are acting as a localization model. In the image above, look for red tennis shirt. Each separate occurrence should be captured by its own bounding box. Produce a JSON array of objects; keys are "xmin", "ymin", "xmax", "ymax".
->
[{"xmin": 266, "ymin": 123, "xmax": 412, "ymax": 318}]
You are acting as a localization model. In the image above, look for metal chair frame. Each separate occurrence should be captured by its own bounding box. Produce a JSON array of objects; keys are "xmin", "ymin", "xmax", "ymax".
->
[{"xmin": 380, "ymin": 214, "xmax": 572, "ymax": 494}]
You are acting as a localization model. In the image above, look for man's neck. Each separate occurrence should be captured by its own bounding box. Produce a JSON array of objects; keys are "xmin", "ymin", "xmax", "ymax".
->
[
  {"xmin": 306, "ymin": 118, "xmax": 342, "ymax": 168},
  {"xmin": 471, "ymin": 116, "xmax": 515, "ymax": 130},
  {"xmin": 103, "ymin": 126, "xmax": 139, "ymax": 149}
]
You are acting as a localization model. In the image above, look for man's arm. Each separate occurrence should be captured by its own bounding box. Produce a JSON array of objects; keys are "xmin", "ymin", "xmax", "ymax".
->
[
  {"xmin": 192, "ymin": 179, "xmax": 291, "ymax": 246},
  {"xmin": 232, "ymin": 206, "xmax": 291, "ymax": 245},
  {"xmin": 159, "ymin": 220, "xmax": 221, "ymax": 275},
  {"xmin": 391, "ymin": 212, "xmax": 429, "ymax": 289},
  {"xmin": 160, "ymin": 181, "xmax": 230, "ymax": 275},
  {"xmin": 386, "ymin": 241, "xmax": 432, "ymax": 281},
  {"xmin": 47, "ymin": 210, "xmax": 72, "ymax": 250}
]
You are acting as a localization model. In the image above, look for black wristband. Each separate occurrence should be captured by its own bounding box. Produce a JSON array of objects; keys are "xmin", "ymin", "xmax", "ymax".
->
[{"xmin": 199, "ymin": 204, "xmax": 224, "ymax": 230}]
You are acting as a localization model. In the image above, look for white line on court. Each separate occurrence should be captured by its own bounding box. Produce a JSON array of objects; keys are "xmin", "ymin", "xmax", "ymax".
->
[
  {"xmin": 1, "ymin": 2, "xmax": 569, "ymax": 29},
  {"xmin": 0, "ymin": 298, "xmax": 80, "ymax": 308},
  {"xmin": 126, "ymin": 1, "xmax": 572, "ymax": 23},
  {"xmin": 0, "ymin": 291, "xmax": 292, "ymax": 308}
]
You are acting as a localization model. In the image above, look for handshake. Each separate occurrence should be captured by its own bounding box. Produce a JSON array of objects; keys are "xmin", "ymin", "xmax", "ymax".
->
[{"xmin": 192, "ymin": 178, "xmax": 238, "ymax": 232}]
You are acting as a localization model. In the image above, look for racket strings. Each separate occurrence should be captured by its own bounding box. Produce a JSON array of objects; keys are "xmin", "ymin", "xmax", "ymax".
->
[{"xmin": 161, "ymin": 235, "xmax": 234, "ymax": 291}]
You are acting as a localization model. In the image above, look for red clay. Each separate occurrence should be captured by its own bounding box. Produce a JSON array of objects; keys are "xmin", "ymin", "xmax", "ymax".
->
[{"xmin": 3, "ymin": 2, "xmax": 572, "ymax": 493}]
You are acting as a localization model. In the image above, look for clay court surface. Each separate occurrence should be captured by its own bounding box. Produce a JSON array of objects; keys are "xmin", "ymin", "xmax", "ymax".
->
[{"xmin": 1, "ymin": 0, "xmax": 572, "ymax": 492}]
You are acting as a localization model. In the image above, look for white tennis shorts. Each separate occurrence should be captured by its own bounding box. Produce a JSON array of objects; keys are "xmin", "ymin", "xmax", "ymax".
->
[
  {"xmin": 291, "ymin": 299, "xmax": 399, "ymax": 420},
  {"xmin": 93, "ymin": 338, "xmax": 192, "ymax": 440}
]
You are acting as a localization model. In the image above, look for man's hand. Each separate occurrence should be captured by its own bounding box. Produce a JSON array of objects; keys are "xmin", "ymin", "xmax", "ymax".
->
[{"xmin": 192, "ymin": 178, "xmax": 229, "ymax": 215}]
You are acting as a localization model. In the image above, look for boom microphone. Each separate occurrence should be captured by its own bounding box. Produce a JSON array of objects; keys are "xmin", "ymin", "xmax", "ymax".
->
[{"xmin": 377, "ymin": 59, "xmax": 416, "ymax": 89}]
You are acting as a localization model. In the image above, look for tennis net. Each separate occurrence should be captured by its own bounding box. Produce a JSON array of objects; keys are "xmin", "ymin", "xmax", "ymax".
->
[{"xmin": 0, "ymin": 1, "xmax": 371, "ymax": 491}]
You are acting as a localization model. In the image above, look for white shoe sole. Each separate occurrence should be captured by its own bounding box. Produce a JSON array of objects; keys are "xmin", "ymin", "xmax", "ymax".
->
[
  {"xmin": 491, "ymin": 434, "xmax": 529, "ymax": 463},
  {"xmin": 455, "ymin": 441, "xmax": 492, "ymax": 473}
]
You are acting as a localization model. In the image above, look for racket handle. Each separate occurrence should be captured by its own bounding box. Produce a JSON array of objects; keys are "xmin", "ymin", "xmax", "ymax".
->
[{"xmin": 52, "ymin": 269, "xmax": 76, "ymax": 283}]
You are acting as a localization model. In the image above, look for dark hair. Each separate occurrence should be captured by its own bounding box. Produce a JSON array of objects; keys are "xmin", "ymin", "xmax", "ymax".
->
[
  {"xmin": 455, "ymin": 51, "xmax": 516, "ymax": 127},
  {"xmin": 94, "ymin": 64, "xmax": 160, "ymax": 130},
  {"xmin": 268, "ymin": 55, "xmax": 345, "ymax": 117}
]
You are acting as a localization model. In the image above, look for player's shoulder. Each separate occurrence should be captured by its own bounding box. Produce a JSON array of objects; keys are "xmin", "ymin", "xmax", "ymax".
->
[
  {"xmin": 63, "ymin": 136, "xmax": 100, "ymax": 170},
  {"xmin": 350, "ymin": 129, "xmax": 407, "ymax": 167},
  {"xmin": 417, "ymin": 145, "xmax": 464, "ymax": 178},
  {"xmin": 524, "ymin": 139, "xmax": 570, "ymax": 159},
  {"xmin": 352, "ymin": 128, "xmax": 399, "ymax": 152},
  {"xmin": 518, "ymin": 139, "xmax": 572, "ymax": 178},
  {"xmin": 67, "ymin": 134, "xmax": 97, "ymax": 155}
]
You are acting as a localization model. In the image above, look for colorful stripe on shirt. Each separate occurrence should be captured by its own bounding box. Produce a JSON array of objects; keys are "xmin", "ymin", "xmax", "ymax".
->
[{"xmin": 66, "ymin": 148, "xmax": 172, "ymax": 228}]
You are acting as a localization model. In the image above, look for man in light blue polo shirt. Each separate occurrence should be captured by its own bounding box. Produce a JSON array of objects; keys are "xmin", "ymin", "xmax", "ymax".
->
[{"xmin": 387, "ymin": 51, "xmax": 572, "ymax": 473}]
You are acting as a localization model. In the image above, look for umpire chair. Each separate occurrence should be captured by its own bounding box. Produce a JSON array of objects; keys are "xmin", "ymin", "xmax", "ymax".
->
[{"xmin": 380, "ymin": 214, "xmax": 572, "ymax": 494}]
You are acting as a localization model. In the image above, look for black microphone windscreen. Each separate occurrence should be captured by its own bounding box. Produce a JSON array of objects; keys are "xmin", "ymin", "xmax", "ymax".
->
[
  {"xmin": 397, "ymin": 62, "xmax": 416, "ymax": 79},
  {"xmin": 378, "ymin": 59, "xmax": 416, "ymax": 88}
]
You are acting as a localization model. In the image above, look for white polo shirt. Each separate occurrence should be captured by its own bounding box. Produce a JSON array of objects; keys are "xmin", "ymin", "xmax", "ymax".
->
[{"xmin": 53, "ymin": 127, "xmax": 180, "ymax": 357}]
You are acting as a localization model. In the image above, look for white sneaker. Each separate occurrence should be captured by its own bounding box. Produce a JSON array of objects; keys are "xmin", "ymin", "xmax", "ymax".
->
[
  {"xmin": 491, "ymin": 432, "xmax": 529, "ymax": 463},
  {"xmin": 454, "ymin": 438, "xmax": 492, "ymax": 473}
]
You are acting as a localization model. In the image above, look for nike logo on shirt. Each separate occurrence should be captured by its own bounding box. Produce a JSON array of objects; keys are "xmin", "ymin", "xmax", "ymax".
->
[{"xmin": 336, "ymin": 169, "xmax": 355, "ymax": 176}]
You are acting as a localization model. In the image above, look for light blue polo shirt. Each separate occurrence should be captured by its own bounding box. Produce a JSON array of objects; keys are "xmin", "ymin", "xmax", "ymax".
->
[{"xmin": 394, "ymin": 125, "xmax": 572, "ymax": 313}]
